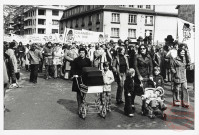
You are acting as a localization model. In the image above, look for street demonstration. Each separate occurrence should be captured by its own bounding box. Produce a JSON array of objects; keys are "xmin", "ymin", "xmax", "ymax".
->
[{"xmin": 3, "ymin": 5, "xmax": 195, "ymax": 129}]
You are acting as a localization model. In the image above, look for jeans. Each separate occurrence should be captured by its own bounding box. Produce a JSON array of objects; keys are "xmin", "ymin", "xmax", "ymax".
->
[
  {"xmin": 30, "ymin": 64, "xmax": 39, "ymax": 83},
  {"xmin": 124, "ymin": 91, "xmax": 135, "ymax": 115},
  {"xmin": 54, "ymin": 65, "xmax": 62, "ymax": 78},
  {"xmin": 116, "ymin": 73, "xmax": 126, "ymax": 102},
  {"xmin": 173, "ymin": 82, "xmax": 189, "ymax": 105},
  {"xmin": 45, "ymin": 65, "xmax": 54, "ymax": 78}
]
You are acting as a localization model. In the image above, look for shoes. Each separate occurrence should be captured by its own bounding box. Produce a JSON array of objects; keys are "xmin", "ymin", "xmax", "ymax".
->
[
  {"xmin": 116, "ymin": 100, "xmax": 124, "ymax": 104},
  {"xmin": 128, "ymin": 113, "xmax": 134, "ymax": 117},
  {"xmin": 173, "ymin": 101, "xmax": 180, "ymax": 106},
  {"xmin": 161, "ymin": 104, "xmax": 167, "ymax": 111},
  {"xmin": 182, "ymin": 104, "xmax": 189, "ymax": 108},
  {"xmin": 9, "ymin": 83, "xmax": 19, "ymax": 89}
]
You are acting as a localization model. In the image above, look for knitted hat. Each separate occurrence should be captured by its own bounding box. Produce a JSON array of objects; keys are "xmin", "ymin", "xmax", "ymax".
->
[{"xmin": 155, "ymin": 86, "xmax": 164, "ymax": 96}]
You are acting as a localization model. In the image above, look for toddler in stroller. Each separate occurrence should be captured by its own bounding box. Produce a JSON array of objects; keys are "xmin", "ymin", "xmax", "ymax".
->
[{"xmin": 141, "ymin": 80, "xmax": 167, "ymax": 119}]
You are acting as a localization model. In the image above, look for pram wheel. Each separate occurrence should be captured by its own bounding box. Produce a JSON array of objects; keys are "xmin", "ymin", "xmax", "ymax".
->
[
  {"xmin": 100, "ymin": 105, "xmax": 107, "ymax": 118},
  {"xmin": 163, "ymin": 113, "xmax": 167, "ymax": 121},
  {"xmin": 79, "ymin": 103, "xmax": 87, "ymax": 119}
]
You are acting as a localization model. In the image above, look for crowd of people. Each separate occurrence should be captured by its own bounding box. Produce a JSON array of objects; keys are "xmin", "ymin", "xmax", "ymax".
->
[{"xmin": 3, "ymin": 34, "xmax": 193, "ymax": 118}]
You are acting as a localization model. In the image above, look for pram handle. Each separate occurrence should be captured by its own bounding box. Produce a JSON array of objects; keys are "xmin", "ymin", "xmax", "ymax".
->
[{"xmin": 140, "ymin": 78, "xmax": 156, "ymax": 88}]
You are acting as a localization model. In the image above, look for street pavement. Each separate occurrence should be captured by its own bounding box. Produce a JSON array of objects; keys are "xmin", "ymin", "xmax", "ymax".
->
[{"xmin": 4, "ymin": 69, "xmax": 195, "ymax": 130}]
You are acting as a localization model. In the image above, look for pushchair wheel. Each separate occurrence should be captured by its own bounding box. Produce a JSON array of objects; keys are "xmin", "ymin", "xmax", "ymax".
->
[
  {"xmin": 163, "ymin": 113, "xmax": 167, "ymax": 121},
  {"xmin": 100, "ymin": 105, "xmax": 107, "ymax": 118},
  {"xmin": 79, "ymin": 104, "xmax": 87, "ymax": 119}
]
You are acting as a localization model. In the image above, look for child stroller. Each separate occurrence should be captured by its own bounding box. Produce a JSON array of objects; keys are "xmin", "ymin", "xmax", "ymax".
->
[
  {"xmin": 141, "ymin": 78, "xmax": 167, "ymax": 120},
  {"xmin": 75, "ymin": 67, "xmax": 108, "ymax": 119}
]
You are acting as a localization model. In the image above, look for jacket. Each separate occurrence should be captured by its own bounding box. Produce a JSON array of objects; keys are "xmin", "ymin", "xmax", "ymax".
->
[
  {"xmin": 103, "ymin": 70, "xmax": 114, "ymax": 92},
  {"xmin": 170, "ymin": 56, "xmax": 187, "ymax": 83},
  {"xmin": 53, "ymin": 46, "xmax": 64, "ymax": 65},
  {"xmin": 27, "ymin": 49, "xmax": 43, "ymax": 65},
  {"xmin": 43, "ymin": 47, "xmax": 53, "ymax": 65},
  {"xmin": 134, "ymin": 54, "xmax": 153, "ymax": 78},
  {"xmin": 112, "ymin": 55, "xmax": 129, "ymax": 74},
  {"xmin": 64, "ymin": 48, "xmax": 78, "ymax": 70}
]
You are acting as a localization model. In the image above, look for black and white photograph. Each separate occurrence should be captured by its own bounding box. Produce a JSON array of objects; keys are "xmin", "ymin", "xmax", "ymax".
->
[{"xmin": 1, "ymin": 0, "xmax": 198, "ymax": 134}]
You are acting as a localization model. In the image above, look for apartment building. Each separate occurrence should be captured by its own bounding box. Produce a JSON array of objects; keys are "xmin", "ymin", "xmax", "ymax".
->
[
  {"xmin": 24, "ymin": 5, "xmax": 65, "ymax": 35},
  {"xmin": 60, "ymin": 5, "xmax": 178, "ymax": 43}
]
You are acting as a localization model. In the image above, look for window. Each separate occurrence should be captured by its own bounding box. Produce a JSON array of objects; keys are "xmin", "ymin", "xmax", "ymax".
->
[
  {"xmin": 38, "ymin": 19, "xmax": 46, "ymax": 25},
  {"xmin": 112, "ymin": 13, "xmax": 120, "ymax": 23},
  {"xmin": 129, "ymin": 14, "xmax": 137, "ymax": 24},
  {"xmin": 52, "ymin": 10, "xmax": 59, "ymax": 16},
  {"xmin": 96, "ymin": 14, "xmax": 100, "ymax": 23},
  {"xmin": 60, "ymin": 22, "xmax": 63, "ymax": 30},
  {"xmin": 38, "ymin": 9, "xmax": 45, "ymax": 15},
  {"xmin": 80, "ymin": 6, "xmax": 84, "ymax": 12},
  {"xmin": 75, "ymin": 19, "xmax": 78, "ymax": 27},
  {"xmin": 145, "ymin": 16, "xmax": 153, "ymax": 25},
  {"xmin": 145, "ymin": 30, "xmax": 152, "ymax": 37},
  {"xmin": 87, "ymin": 5, "xmax": 91, "ymax": 10},
  {"xmin": 81, "ymin": 17, "xmax": 85, "ymax": 26},
  {"xmin": 111, "ymin": 28, "xmax": 119, "ymax": 37},
  {"xmin": 138, "ymin": 5, "xmax": 143, "ymax": 8},
  {"xmin": 88, "ymin": 15, "xmax": 92, "ymax": 25},
  {"xmin": 38, "ymin": 28, "xmax": 45, "ymax": 34},
  {"xmin": 52, "ymin": 20, "xmax": 59, "ymax": 25},
  {"xmin": 128, "ymin": 29, "xmax": 136, "ymax": 38},
  {"xmin": 146, "ymin": 5, "xmax": 151, "ymax": 9},
  {"xmin": 120, "ymin": 5, "xmax": 125, "ymax": 7},
  {"xmin": 89, "ymin": 15, "xmax": 92, "ymax": 22},
  {"xmin": 52, "ymin": 29, "xmax": 58, "ymax": 34}
]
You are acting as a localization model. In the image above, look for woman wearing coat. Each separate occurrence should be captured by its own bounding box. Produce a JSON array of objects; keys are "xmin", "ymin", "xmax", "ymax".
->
[
  {"xmin": 53, "ymin": 43, "xmax": 64, "ymax": 78},
  {"xmin": 112, "ymin": 46, "xmax": 129, "ymax": 104},
  {"xmin": 5, "ymin": 42, "xmax": 18, "ymax": 88},
  {"xmin": 64, "ymin": 43, "xmax": 78, "ymax": 79},
  {"xmin": 71, "ymin": 48, "xmax": 91, "ymax": 115},
  {"xmin": 170, "ymin": 48, "xmax": 189, "ymax": 107},
  {"xmin": 133, "ymin": 44, "xmax": 153, "ymax": 109}
]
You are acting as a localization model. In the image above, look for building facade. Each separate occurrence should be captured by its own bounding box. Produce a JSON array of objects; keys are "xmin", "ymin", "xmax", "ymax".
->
[
  {"xmin": 4, "ymin": 14, "xmax": 15, "ymax": 34},
  {"xmin": 60, "ymin": 5, "xmax": 178, "ymax": 43},
  {"xmin": 23, "ymin": 5, "xmax": 65, "ymax": 35},
  {"xmin": 12, "ymin": 15, "xmax": 24, "ymax": 35}
]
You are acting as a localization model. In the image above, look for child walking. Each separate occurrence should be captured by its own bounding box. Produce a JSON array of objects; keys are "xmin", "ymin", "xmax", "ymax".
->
[
  {"xmin": 124, "ymin": 68, "xmax": 136, "ymax": 117},
  {"xmin": 101, "ymin": 62, "xmax": 114, "ymax": 112}
]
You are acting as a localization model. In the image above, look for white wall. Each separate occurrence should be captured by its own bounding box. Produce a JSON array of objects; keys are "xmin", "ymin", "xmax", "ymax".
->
[
  {"xmin": 154, "ymin": 16, "xmax": 178, "ymax": 44},
  {"xmin": 103, "ymin": 11, "xmax": 154, "ymax": 42},
  {"xmin": 155, "ymin": 5, "xmax": 178, "ymax": 14},
  {"xmin": 36, "ymin": 8, "xmax": 63, "ymax": 34}
]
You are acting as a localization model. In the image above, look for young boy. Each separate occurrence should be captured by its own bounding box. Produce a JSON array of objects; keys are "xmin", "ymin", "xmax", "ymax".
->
[
  {"xmin": 153, "ymin": 66, "xmax": 164, "ymax": 88},
  {"xmin": 124, "ymin": 68, "xmax": 136, "ymax": 117},
  {"xmin": 101, "ymin": 62, "xmax": 114, "ymax": 112}
]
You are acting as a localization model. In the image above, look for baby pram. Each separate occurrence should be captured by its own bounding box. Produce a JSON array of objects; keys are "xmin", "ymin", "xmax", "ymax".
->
[
  {"xmin": 141, "ymin": 78, "xmax": 167, "ymax": 120},
  {"xmin": 75, "ymin": 67, "xmax": 108, "ymax": 119}
]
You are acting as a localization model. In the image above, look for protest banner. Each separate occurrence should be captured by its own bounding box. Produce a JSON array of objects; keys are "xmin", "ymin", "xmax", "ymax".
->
[{"xmin": 177, "ymin": 18, "xmax": 195, "ymax": 63}]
